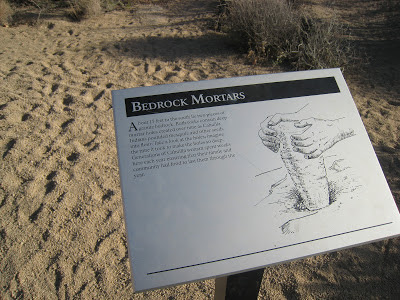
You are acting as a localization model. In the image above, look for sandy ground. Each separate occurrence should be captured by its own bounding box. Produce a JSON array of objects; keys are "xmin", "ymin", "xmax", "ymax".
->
[{"xmin": 1, "ymin": 0, "xmax": 400, "ymax": 299}]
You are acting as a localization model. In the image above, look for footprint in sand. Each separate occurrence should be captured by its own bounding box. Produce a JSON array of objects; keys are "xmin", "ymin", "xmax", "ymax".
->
[
  {"xmin": 21, "ymin": 113, "xmax": 31, "ymax": 121},
  {"xmin": 3, "ymin": 138, "xmax": 16, "ymax": 159},
  {"xmin": 66, "ymin": 152, "xmax": 80, "ymax": 162}
]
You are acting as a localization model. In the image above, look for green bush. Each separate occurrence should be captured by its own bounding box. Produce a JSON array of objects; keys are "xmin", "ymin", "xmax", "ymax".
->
[{"xmin": 222, "ymin": 0, "xmax": 352, "ymax": 70}]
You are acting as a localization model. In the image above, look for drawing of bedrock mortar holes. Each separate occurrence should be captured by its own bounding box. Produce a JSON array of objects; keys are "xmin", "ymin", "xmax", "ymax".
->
[
  {"xmin": 259, "ymin": 115, "xmax": 355, "ymax": 212},
  {"xmin": 276, "ymin": 121, "xmax": 330, "ymax": 211}
]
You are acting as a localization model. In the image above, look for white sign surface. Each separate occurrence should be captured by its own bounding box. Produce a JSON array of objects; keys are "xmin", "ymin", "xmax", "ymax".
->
[{"xmin": 112, "ymin": 69, "xmax": 400, "ymax": 292}]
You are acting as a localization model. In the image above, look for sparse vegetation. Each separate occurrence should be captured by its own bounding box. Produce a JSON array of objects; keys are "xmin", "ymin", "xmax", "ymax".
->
[
  {"xmin": 292, "ymin": 17, "xmax": 353, "ymax": 70},
  {"xmin": 68, "ymin": 0, "xmax": 102, "ymax": 20},
  {"xmin": 221, "ymin": 0, "xmax": 353, "ymax": 70},
  {"xmin": 7, "ymin": 0, "xmax": 172, "ymax": 22}
]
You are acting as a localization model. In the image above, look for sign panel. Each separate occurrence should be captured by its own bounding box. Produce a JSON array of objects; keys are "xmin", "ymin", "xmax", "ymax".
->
[{"xmin": 112, "ymin": 69, "xmax": 400, "ymax": 292}]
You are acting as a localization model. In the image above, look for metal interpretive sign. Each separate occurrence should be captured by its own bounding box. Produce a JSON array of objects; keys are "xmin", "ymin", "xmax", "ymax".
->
[{"xmin": 112, "ymin": 69, "xmax": 400, "ymax": 292}]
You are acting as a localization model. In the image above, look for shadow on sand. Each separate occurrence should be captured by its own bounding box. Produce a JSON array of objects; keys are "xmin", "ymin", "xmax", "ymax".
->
[{"xmin": 101, "ymin": 33, "xmax": 236, "ymax": 62}]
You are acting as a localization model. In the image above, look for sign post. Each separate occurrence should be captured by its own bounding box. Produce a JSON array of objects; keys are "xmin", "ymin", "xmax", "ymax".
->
[
  {"xmin": 112, "ymin": 69, "xmax": 400, "ymax": 293},
  {"xmin": 214, "ymin": 276, "xmax": 227, "ymax": 300}
]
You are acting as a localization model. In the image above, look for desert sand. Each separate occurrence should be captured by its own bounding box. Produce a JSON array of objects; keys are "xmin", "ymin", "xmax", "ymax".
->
[{"xmin": 1, "ymin": 0, "xmax": 400, "ymax": 299}]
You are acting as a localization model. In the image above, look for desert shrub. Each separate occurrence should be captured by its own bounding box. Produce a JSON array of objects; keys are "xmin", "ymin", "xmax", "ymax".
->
[
  {"xmin": 222, "ymin": 0, "xmax": 352, "ymax": 70},
  {"xmin": 223, "ymin": 0, "xmax": 301, "ymax": 61},
  {"xmin": 293, "ymin": 17, "xmax": 353, "ymax": 70},
  {"xmin": 68, "ymin": 0, "xmax": 102, "ymax": 20},
  {"xmin": 0, "ymin": 0, "xmax": 13, "ymax": 25}
]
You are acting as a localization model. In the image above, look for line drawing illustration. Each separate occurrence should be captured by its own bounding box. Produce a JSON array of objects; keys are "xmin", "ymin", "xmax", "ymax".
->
[{"xmin": 257, "ymin": 104, "xmax": 359, "ymax": 234}]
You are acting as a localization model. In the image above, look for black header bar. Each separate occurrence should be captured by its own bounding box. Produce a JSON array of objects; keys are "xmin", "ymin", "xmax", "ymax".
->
[{"xmin": 125, "ymin": 77, "xmax": 340, "ymax": 117}]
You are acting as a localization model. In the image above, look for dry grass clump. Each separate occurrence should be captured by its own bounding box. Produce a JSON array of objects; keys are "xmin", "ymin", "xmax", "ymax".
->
[
  {"xmin": 224, "ymin": 0, "xmax": 302, "ymax": 62},
  {"xmin": 222, "ymin": 0, "xmax": 352, "ymax": 70},
  {"xmin": 293, "ymin": 17, "xmax": 352, "ymax": 70},
  {"xmin": 0, "ymin": 0, "xmax": 13, "ymax": 26},
  {"xmin": 68, "ymin": 0, "xmax": 102, "ymax": 20}
]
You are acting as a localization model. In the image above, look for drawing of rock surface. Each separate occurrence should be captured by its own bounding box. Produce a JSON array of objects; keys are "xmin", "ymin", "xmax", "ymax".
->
[{"xmin": 272, "ymin": 121, "xmax": 330, "ymax": 211}]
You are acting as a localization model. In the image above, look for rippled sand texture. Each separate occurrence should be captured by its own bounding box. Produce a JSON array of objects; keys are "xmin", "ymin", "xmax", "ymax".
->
[{"xmin": 1, "ymin": 0, "xmax": 400, "ymax": 298}]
